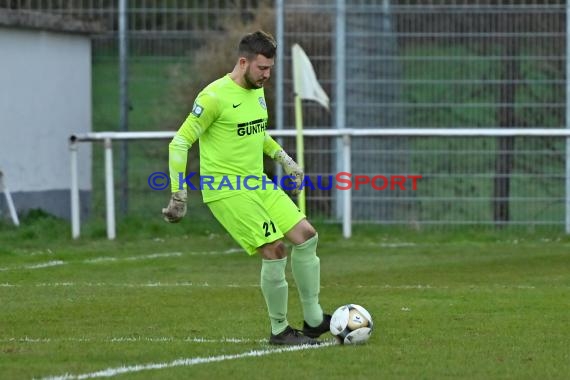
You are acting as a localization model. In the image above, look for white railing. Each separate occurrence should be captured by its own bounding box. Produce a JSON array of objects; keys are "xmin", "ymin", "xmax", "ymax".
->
[{"xmin": 69, "ymin": 128, "xmax": 570, "ymax": 240}]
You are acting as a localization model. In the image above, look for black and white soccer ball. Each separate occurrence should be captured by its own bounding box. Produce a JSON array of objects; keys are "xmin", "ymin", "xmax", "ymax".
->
[{"xmin": 329, "ymin": 304, "xmax": 373, "ymax": 344}]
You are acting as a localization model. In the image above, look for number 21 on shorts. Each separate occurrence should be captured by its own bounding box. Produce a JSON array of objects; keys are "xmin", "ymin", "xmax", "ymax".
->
[{"xmin": 262, "ymin": 221, "xmax": 276, "ymax": 237}]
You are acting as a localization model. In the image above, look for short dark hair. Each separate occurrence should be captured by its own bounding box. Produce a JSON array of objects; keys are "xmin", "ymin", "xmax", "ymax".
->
[{"xmin": 238, "ymin": 30, "xmax": 276, "ymax": 60}]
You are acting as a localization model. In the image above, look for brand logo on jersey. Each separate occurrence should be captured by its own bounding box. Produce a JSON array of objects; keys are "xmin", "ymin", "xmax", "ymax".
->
[
  {"xmin": 232, "ymin": 103, "xmax": 241, "ymax": 108},
  {"xmin": 237, "ymin": 118, "xmax": 267, "ymax": 137},
  {"xmin": 258, "ymin": 97, "xmax": 266, "ymax": 109},
  {"xmin": 191, "ymin": 102, "xmax": 204, "ymax": 117}
]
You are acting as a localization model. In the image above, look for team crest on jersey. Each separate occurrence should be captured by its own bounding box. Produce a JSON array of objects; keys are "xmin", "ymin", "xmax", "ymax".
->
[
  {"xmin": 191, "ymin": 102, "xmax": 204, "ymax": 117},
  {"xmin": 258, "ymin": 97, "xmax": 267, "ymax": 109}
]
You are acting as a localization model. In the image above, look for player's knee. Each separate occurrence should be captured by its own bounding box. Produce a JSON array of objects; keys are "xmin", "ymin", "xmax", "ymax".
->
[
  {"xmin": 286, "ymin": 219, "xmax": 317, "ymax": 245},
  {"xmin": 301, "ymin": 224, "xmax": 317, "ymax": 242},
  {"xmin": 259, "ymin": 240, "xmax": 287, "ymax": 260}
]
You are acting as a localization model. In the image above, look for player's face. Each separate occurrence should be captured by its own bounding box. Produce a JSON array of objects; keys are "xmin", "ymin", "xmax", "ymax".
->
[{"xmin": 244, "ymin": 54, "xmax": 274, "ymax": 89}]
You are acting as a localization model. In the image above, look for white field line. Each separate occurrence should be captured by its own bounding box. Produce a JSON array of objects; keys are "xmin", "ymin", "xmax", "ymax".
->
[
  {"xmin": 40, "ymin": 342, "xmax": 334, "ymax": 380},
  {"xmin": 364, "ymin": 240, "xmax": 570, "ymax": 247},
  {"xmin": 84, "ymin": 252, "xmax": 183, "ymax": 263},
  {"xmin": 0, "ymin": 282, "xmax": 540, "ymax": 290},
  {"xmin": 0, "ymin": 260, "xmax": 65, "ymax": 271},
  {"xmin": 188, "ymin": 248, "xmax": 243, "ymax": 255},
  {"xmin": 378, "ymin": 243, "xmax": 417, "ymax": 248},
  {"xmin": 0, "ymin": 248, "xmax": 241, "ymax": 272},
  {"xmin": 0, "ymin": 282, "xmax": 259, "ymax": 288},
  {"xmin": 1, "ymin": 336, "xmax": 266, "ymax": 344},
  {"xmin": 85, "ymin": 248, "xmax": 241, "ymax": 263}
]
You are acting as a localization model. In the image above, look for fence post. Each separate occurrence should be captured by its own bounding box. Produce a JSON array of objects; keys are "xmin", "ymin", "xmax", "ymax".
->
[
  {"xmin": 335, "ymin": 0, "xmax": 346, "ymax": 223},
  {"xmin": 119, "ymin": 0, "xmax": 129, "ymax": 216},
  {"xmin": 342, "ymin": 133, "xmax": 352, "ymax": 238},
  {"xmin": 275, "ymin": 0, "xmax": 284, "ymax": 179},
  {"xmin": 566, "ymin": 1, "xmax": 570, "ymax": 234},
  {"xmin": 70, "ymin": 138, "xmax": 80, "ymax": 238},
  {"xmin": 104, "ymin": 138, "xmax": 116, "ymax": 240}
]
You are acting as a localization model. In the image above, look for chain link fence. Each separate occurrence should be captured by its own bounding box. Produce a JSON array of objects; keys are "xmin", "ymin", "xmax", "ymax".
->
[
  {"xmin": 278, "ymin": 0, "xmax": 567, "ymax": 231},
  {"xmin": 2, "ymin": 0, "xmax": 568, "ymax": 231}
]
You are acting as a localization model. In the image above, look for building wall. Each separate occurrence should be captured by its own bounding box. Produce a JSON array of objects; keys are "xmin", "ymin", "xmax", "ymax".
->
[{"xmin": 0, "ymin": 27, "xmax": 91, "ymax": 220}]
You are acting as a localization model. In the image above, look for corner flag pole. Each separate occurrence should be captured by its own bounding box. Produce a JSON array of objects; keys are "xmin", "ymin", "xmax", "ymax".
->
[
  {"xmin": 294, "ymin": 93, "xmax": 306, "ymax": 214},
  {"xmin": 291, "ymin": 44, "xmax": 330, "ymax": 215}
]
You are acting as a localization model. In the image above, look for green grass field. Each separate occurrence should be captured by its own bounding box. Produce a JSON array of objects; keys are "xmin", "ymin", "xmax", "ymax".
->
[{"xmin": 1, "ymin": 219, "xmax": 569, "ymax": 379}]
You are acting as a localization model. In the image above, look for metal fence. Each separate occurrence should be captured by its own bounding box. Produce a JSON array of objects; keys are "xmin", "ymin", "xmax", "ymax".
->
[
  {"xmin": 2, "ymin": 0, "xmax": 568, "ymax": 231},
  {"xmin": 277, "ymin": 0, "xmax": 567, "ymax": 232}
]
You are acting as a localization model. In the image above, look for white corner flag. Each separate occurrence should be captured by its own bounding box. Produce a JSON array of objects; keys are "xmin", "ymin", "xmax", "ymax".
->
[
  {"xmin": 291, "ymin": 44, "xmax": 330, "ymax": 215},
  {"xmin": 292, "ymin": 44, "xmax": 330, "ymax": 110}
]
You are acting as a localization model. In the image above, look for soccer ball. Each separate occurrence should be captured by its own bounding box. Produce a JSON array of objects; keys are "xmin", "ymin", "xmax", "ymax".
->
[{"xmin": 329, "ymin": 304, "xmax": 373, "ymax": 345}]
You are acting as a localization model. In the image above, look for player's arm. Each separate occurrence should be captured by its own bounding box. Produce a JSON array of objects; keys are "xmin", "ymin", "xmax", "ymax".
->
[
  {"xmin": 162, "ymin": 92, "xmax": 218, "ymax": 223},
  {"xmin": 264, "ymin": 134, "xmax": 304, "ymax": 195}
]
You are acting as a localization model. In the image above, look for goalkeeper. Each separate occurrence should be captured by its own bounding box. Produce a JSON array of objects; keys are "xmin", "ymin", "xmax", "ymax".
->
[{"xmin": 162, "ymin": 30, "xmax": 330, "ymax": 345}]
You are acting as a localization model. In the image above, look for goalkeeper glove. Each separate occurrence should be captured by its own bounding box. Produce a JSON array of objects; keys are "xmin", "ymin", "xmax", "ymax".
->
[
  {"xmin": 274, "ymin": 150, "xmax": 304, "ymax": 195},
  {"xmin": 162, "ymin": 189, "xmax": 187, "ymax": 223}
]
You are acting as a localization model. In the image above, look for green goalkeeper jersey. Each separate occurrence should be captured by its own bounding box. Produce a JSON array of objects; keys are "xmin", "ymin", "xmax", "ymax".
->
[{"xmin": 169, "ymin": 74, "xmax": 282, "ymax": 202}]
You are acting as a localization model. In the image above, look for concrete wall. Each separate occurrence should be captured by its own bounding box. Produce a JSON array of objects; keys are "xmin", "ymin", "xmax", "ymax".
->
[{"xmin": 0, "ymin": 27, "xmax": 92, "ymax": 220}]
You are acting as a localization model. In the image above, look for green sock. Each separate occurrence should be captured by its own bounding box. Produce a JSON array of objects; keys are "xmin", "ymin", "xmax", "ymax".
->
[
  {"xmin": 291, "ymin": 233, "xmax": 324, "ymax": 327},
  {"xmin": 260, "ymin": 257, "xmax": 289, "ymax": 335}
]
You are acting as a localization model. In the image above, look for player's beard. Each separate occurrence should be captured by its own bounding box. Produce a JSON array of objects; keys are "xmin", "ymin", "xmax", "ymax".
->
[{"xmin": 244, "ymin": 66, "xmax": 265, "ymax": 89}]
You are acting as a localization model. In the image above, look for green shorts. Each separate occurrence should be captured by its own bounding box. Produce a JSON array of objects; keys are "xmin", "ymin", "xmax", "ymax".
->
[{"xmin": 207, "ymin": 188, "xmax": 306, "ymax": 255}]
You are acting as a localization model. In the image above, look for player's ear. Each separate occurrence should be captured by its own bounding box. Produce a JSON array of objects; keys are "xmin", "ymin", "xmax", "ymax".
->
[{"xmin": 238, "ymin": 56, "xmax": 248, "ymax": 69}]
